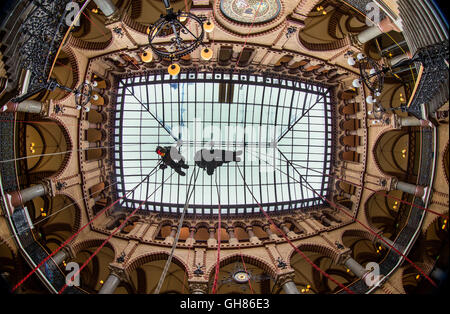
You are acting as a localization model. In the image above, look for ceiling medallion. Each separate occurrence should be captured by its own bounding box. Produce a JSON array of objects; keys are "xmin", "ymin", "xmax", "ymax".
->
[{"xmin": 220, "ymin": 0, "xmax": 281, "ymax": 24}]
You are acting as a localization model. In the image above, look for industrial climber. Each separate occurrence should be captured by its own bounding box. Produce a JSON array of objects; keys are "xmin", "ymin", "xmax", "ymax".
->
[
  {"xmin": 156, "ymin": 146, "xmax": 189, "ymax": 176},
  {"xmin": 194, "ymin": 149, "xmax": 242, "ymax": 176}
]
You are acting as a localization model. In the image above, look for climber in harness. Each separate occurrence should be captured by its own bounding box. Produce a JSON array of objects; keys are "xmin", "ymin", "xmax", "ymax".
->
[
  {"xmin": 156, "ymin": 146, "xmax": 189, "ymax": 176},
  {"xmin": 194, "ymin": 148, "xmax": 242, "ymax": 176}
]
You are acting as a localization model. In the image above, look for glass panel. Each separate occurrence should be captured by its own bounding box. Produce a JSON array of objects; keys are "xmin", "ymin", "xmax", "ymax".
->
[{"xmin": 113, "ymin": 72, "xmax": 331, "ymax": 214}]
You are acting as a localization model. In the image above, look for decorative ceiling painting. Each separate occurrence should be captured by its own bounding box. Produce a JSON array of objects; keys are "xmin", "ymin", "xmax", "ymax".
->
[{"xmin": 220, "ymin": 0, "xmax": 282, "ymax": 24}]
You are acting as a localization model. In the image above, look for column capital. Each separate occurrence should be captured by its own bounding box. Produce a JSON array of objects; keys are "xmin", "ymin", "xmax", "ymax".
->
[
  {"xmin": 108, "ymin": 263, "xmax": 128, "ymax": 283},
  {"xmin": 188, "ymin": 280, "xmax": 209, "ymax": 294},
  {"xmin": 276, "ymin": 270, "xmax": 296, "ymax": 287}
]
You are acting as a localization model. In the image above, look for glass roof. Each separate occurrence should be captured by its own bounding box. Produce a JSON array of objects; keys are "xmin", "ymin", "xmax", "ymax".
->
[{"xmin": 112, "ymin": 71, "xmax": 333, "ymax": 215}]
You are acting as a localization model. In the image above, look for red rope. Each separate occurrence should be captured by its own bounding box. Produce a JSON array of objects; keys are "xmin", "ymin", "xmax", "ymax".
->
[
  {"xmin": 253, "ymin": 148, "xmax": 446, "ymax": 219},
  {"xmin": 211, "ymin": 175, "xmax": 222, "ymax": 294},
  {"xmin": 236, "ymin": 165, "xmax": 355, "ymax": 294},
  {"xmin": 267, "ymin": 151, "xmax": 439, "ymax": 289},
  {"xmin": 233, "ymin": 0, "xmax": 264, "ymax": 70},
  {"xmin": 237, "ymin": 242, "xmax": 254, "ymax": 294},
  {"xmin": 288, "ymin": 160, "xmax": 447, "ymax": 219},
  {"xmin": 11, "ymin": 164, "xmax": 160, "ymax": 292},
  {"xmin": 81, "ymin": 10, "xmax": 110, "ymax": 42},
  {"xmin": 58, "ymin": 171, "xmax": 174, "ymax": 294}
]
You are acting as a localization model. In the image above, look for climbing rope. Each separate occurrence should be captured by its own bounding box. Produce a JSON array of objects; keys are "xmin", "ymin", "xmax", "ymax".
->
[
  {"xmin": 11, "ymin": 162, "xmax": 162, "ymax": 292},
  {"xmin": 0, "ymin": 178, "xmax": 123, "ymax": 248},
  {"xmin": 237, "ymin": 241, "xmax": 254, "ymax": 294},
  {"xmin": 232, "ymin": 0, "xmax": 264, "ymax": 71},
  {"xmin": 0, "ymin": 144, "xmax": 140, "ymax": 164},
  {"xmin": 247, "ymin": 148, "xmax": 438, "ymax": 288},
  {"xmin": 58, "ymin": 169, "xmax": 175, "ymax": 294},
  {"xmin": 211, "ymin": 173, "xmax": 222, "ymax": 294},
  {"xmin": 154, "ymin": 166, "xmax": 200, "ymax": 294},
  {"xmin": 236, "ymin": 164, "xmax": 356, "ymax": 294},
  {"xmin": 253, "ymin": 148, "xmax": 447, "ymax": 218}
]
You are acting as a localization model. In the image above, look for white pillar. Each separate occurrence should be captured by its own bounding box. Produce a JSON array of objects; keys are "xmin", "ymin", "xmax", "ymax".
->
[
  {"xmin": 344, "ymin": 257, "xmax": 369, "ymax": 279},
  {"xmin": 98, "ymin": 273, "xmax": 121, "ymax": 294},
  {"xmin": 395, "ymin": 180, "xmax": 425, "ymax": 197},
  {"xmin": 389, "ymin": 53, "xmax": 411, "ymax": 67},
  {"xmin": 357, "ymin": 17, "xmax": 400, "ymax": 44},
  {"xmin": 399, "ymin": 116, "xmax": 431, "ymax": 127},
  {"xmin": 8, "ymin": 183, "xmax": 48, "ymax": 208},
  {"xmin": 1, "ymin": 100, "xmax": 44, "ymax": 114},
  {"xmin": 52, "ymin": 250, "xmax": 68, "ymax": 266},
  {"xmin": 282, "ymin": 281, "xmax": 300, "ymax": 294}
]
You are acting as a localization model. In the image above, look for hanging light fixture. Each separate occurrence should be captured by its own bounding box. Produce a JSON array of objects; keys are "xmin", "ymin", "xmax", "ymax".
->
[
  {"xmin": 347, "ymin": 56, "xmax": 356, "ymax": 66},
  {"xmin": 366, "ymin": 95, "xmax": 375, "ymax": 104},
  {"xmin": 201, "ymin": 47, "xmax": 213, "ymax": 61},
  {"xmin": 352, "ymin": 79, "xmax": 362, "ymax": 88},
  {"xmin": 147, "ymin": 0, "xmax": 206, "ymax": 63},
  {"xmin": 140, "ymin": 50, "xmax": 153, "ymax": 63},
  {"xmin": 168, "ymin": 63, "xmax": 180, "ymax": 76},
  {"xmin": 203, "ymin": 20, "xmax": 214, "ymax": 33}
]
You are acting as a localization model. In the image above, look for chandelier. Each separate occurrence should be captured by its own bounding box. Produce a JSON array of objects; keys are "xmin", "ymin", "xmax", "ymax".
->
[
  {"xmin": 11, "ymin": 77, "xmax": 94, "ymax": 111},
  {"xmin": 347, "ymin": 41, "xmax": 449, "ymax": 109},
  {"xmin": 145, "ymin": 0, "xmax": 214, "ymax": 75}
]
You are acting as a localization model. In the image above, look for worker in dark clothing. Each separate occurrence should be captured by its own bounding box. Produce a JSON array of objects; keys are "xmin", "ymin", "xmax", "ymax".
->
[
  {"xmin": 156, "ymin": 146, "xmax": 189, "ymax": 176},
  {"xmin": 194, "ymin": 149, "xmax": 242, "ymax": 176}
]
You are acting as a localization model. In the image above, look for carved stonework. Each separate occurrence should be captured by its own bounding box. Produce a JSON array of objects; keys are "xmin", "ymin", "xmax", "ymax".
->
[
  {"xmin": 41, "ymin": 178, "xmax": 56, "ymax": 197},
  {"xmin": 188, "ymin": 281, "xmax": 209, "ymax": 294},
  {"xmin": 108, "ymin": 263, "xmax": 129, "ymax": 283},
  {"xmin": 276, "ymin": 271, "xmax": 296, "ymax": 287}
]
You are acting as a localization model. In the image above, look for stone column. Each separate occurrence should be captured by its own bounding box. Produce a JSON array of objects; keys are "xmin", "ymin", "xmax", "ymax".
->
[
  {"xmin": 343, "ymin": 256, "xmax": 369, "ymax": 279},
  {"xmin": 8, "ymin": 183, "xmax": 49, "ymax": 208},
  {"xmin": 345, "ymin": 130, "xmax": 358, "ymax": 136},
  {"xmin": 207, "ymin": 227, "xmax": 217, "ymax": 246},
  {"xmin": 98, "ymin": 272, "xmax": 121, "ymax": 294},
  {"xmin": 52, "ymin": 250, "xmax": 69, "ymax": 266},
  {"xmin": 389, "ymin": 53, "xmax": 412, "ymax": 67},
  {"xmin": 297, "ymin": 218, "xmax": 316, "ymax": 233},
  {"xmin": 1, "ymin": 100, "xmax": 44, "ymax": 114},
  {"xmin": 232, "ymin": 46, "xmax": 241, "ymax": 60},
  {"xmin": 278, "ymin": 272, "xmax": 300, "ymax": 294},
  {"xmin": 188, "ymin": 281, "xmax": 209, "ymax": 294},
  {"xmin": 93, "ymin": 0, "xmax": 118, "ymax": 17},
  {"xmin": 246, "ymin": 226, "xmax": 261, "ymax": 244},
  {"xmin": 399, "ymin": 116, "xmax": 432, "ymax": 127},
  {"xmin": 280, "ymin": 223, "xmax": 296, "ymax": 237},
  {"xmin": 357, "ymin": 17, "xmax": 401, "ymax": 44},
  {"xmin": 394, "ymin": 180, "xmax": 426, "ymax": 197},
  {"xmin": 185, "ymin": 227, "xmax": 196, "ymax": 245},
  {"xmin": 375, "ymin": 234, "xmax": 395, "ymax": 249},
  {"xmin": 263, "ymin": 224, "xmax": 279, "ymax": 240},
  {"xmin": 321, "ymin": 215, "xmax": 333, "ymax": 226},
  {"xmin": 313, "ymin": 214, "xmax": 332, "ymax": 227},
  {"xmin": 164, "ymin": 225, "xmax": 178, "ymax": 244},
  {"xmin": 88, "ymin": 192, "xmax": 105, "ymax": 208},
  {"xmin": 227, "ymin": 227, "xmax": 239, "ymax": 245}
]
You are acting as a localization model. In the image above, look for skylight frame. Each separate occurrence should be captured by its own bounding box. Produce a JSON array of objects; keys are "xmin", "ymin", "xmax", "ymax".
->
[{"xmin": 111, "ymin": 70, "xmax": 335, "ymax": 216}]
